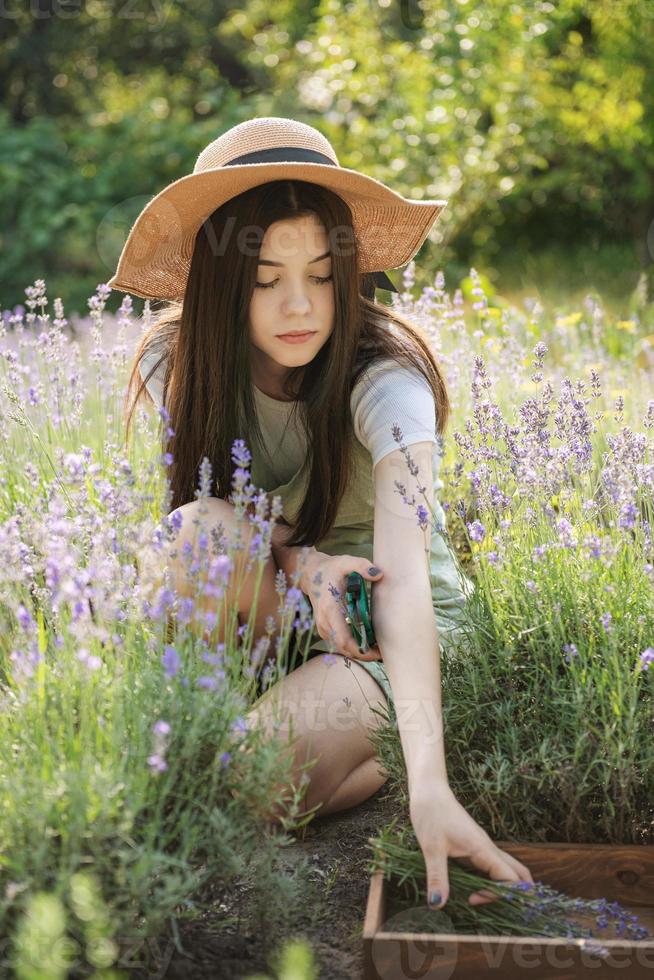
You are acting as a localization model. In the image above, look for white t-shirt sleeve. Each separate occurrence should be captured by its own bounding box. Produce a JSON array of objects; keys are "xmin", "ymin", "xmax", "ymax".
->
[
  {"xmin": 351, "ymin": 358, "xmax": 437, "ymax": 467},
  {"xmin": 138, "ymin": 347, "xmax": 167, "ymax": 410}
]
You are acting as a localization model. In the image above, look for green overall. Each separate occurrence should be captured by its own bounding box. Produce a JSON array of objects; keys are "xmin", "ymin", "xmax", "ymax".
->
[{"xmin": 248, "ymin": 409, "xmax": 477, "ymax": 710}]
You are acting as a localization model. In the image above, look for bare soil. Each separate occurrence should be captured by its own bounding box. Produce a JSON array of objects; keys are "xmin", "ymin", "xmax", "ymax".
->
[{"xmin": 133, "ymin": 785, "xmax": 397, "ymax": 980}]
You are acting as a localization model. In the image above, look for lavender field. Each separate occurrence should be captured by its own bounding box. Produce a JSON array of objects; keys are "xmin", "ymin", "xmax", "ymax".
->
[{"xmin": 1, "ymin": 267, "xmax": 653, "ymax": 977}]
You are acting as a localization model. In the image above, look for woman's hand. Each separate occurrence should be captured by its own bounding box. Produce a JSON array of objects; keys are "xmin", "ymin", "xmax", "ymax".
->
[
  {"xmin": 409, "ymin": 782, "xmax": 534, "ymax": 908},
  {"xmin": 300, "ymin": 553, "xmax": 384, "ymax": 662}
]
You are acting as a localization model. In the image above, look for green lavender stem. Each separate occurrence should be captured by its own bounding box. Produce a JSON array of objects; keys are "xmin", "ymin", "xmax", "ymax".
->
[{"xmin": 368, "ymin": 822, "xmax": 651, "ymax": 944}]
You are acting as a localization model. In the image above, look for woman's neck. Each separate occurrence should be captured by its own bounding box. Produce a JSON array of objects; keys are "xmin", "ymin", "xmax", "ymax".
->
[
  {"xmin": 254, "ymin": 381, "xmax": 297, "ymax": 402},
  {"xmin": 251, "ymin": 366, "xmax": 302, "ymax": 402}
]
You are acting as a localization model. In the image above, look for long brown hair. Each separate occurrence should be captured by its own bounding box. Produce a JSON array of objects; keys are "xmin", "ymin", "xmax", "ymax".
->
[{"xmin": 123, "ymin": 179, "xmax": 450, "ymax": 548}]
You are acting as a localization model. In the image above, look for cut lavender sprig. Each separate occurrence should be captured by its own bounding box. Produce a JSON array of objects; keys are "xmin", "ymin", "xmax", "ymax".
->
[{"xmin": 368, "ymin": 824, "xmax": 652, "ymax": 943}]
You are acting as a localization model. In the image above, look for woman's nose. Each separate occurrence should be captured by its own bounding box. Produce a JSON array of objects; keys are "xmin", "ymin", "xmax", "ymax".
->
[{"xmin": 283, "ymin": 289, "xmax": 312, "ymax": 312}]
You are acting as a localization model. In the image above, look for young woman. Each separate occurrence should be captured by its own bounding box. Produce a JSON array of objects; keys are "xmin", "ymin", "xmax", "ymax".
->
[{"xmin": 112, "ymin": 116, "xmax": 533, "ymax": 909}]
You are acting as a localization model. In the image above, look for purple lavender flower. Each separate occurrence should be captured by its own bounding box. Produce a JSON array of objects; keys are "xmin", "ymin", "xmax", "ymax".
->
[
  {"xmin": 563, "ymin": 643, "xmax": 578, "ymax": 664},
  {"xmin": 532, "ymin": 341, "xmax": 548, "ymax": 366},
  {"xmin": 584, "ymin": 535, "xmax": 602, "ymax": 560},
  {"xmin": 148, "ymin": 720, "xmax": 171, "ymax": 772},
  {"xmin": 638, "ymin": 648, "xmax": 654, "ymax": 671},
  {"xmin": 260, "ymin": 661, "xmax": 275, "ymax": 691},
  {"xmin": 150, "ymin": 587, "xmax": 176, "ymax": 622},
  {"xmin": 285, "ymin": 586, "xmax": 304, "ymax": 609},
  {"xmin": 556, "ymin": 518, "xmax": 576, "ymax": 549},
  {"xmin": 162, "ymin": 645, "xmax": 180, "ymax": 678},
  {"xmin": 63, "ymin": 452, "xmax": 85, "ymax": 482},
  {"xmin": 16, "ymin": 604, "xmax": 35, "ymax": 631},
  {"xmin": 618, "ymin": 501, "xmax": 638, "ymax": 531},
  {"xmin": 467, "ymin": 520, "xmax": 486, "ymax": 543},
  {"xmin": 197, "ymin": 675, "xmax": 219, "ymax": 690},
  {"xmin": 231, "ymin": 438, "xmax": 252, "ymax": 469},
  {"xmin": 168, "ymin": 510, "xmax": 184, "ymax": 534},
  {"xmin": 208, "ymin": 554, "xmax": 232, "ymax": 583},
  {"xmin": 469, "ymin": 268, "xmax": 488, "ymax": 312},
  {"xmin": 202, "ymin": 610, "xmax": 218, "ymax": 632},
  {"xmin": 9, "ymin": 645, "xmax": 41, "ymax": 682},
  {"xmin": 197, "ymin": 456, "xmax": 213, "ymax": 498},
  {"xmin": 147, "ymin": 753, "xmax": 168, "ymax": 773},
  {"xmin": 77, "ymin": 648, "xmax": 101, "ymax": 671}
]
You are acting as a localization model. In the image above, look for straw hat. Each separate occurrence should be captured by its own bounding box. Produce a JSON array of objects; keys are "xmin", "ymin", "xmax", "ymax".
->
[{"xmin": 107, "ymin": 116, "xmax": 447, "ymax": 301}]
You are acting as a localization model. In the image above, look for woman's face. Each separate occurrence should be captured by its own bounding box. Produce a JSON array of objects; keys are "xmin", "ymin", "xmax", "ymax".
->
[{"xmin": 249, "ymin": 213, "xmax": 335, "ymax": 397}]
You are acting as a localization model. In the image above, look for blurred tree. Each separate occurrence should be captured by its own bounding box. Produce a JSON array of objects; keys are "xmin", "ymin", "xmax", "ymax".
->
[
  {"xmin": 1, "ymin": 0, "xmax": 652, "ymax": 311},
  {"xmin": 0, "ymin": 0, "xmax": 258, "ymax": 123},
  {"xmin": 245, "ymin": 0, "xmax": 652, "ymax": 283}
]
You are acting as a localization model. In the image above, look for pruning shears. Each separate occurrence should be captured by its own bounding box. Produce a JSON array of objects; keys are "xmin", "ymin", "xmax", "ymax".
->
[{"xmin": 344, "ymin": 571, "xmax": 377, "ymax": 654}]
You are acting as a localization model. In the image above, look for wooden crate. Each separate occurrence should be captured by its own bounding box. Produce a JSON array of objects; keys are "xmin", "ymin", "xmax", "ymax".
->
[{"xmin": 363, "ymin": 842, "xmax": 654, "ymax": 979}]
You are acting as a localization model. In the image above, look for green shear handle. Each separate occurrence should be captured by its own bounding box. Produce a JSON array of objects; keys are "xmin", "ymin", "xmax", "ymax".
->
[{"xmin": 344, "ymin": 571, "xmax": 377, "ymax": 653}]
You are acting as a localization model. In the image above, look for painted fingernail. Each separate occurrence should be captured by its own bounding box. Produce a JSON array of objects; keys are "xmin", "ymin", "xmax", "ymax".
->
[
  {"xmin": 429, "ymin": 891, "xmax": 442, "ymax": 908},
  {"xmin": 368, "ymin": 566, "xmax": 382, "ymax": 576}
]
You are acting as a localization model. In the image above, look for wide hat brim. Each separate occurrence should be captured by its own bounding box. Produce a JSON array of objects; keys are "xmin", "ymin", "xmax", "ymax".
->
[{"xmin": 107, "ymin": 161, "xmax": 447, "ymax": 300}]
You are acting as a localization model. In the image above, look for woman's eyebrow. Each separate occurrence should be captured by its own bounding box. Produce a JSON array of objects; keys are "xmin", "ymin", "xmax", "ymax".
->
[{"xmin": 257, "ymin": 250, "xmax": 331, "ymax": 267}]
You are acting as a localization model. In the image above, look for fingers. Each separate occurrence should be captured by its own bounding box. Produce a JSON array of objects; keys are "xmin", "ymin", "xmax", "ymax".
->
[
  {"xmin": 466, "ymin": 845, "xmax": 534, "ymax": 906},
  {"xmin": 335, "ymin": 642, "xmax": 382, "ymax": 662},
  {"xmin": 341, "ymin": 560, "xmax": 383, "ymax": 659},
  {"xmin": 320, "ymin": 623, "xmax": 367, "ymax": 661},
  {"xmin": 425, "ymin": 852, "xmax": 449, "ymax": 911},
  {"xmin": 334, "ymin": 620, "xmax": 367, "ymax": 660},
  {"xmin": 346, "ymin": 643, "xmax": 383, "ymax": 662},
  {"xmin": 321, "ymin": 633, "xmax": 382, "ymax": 661},
  {"xmin": 316, "ymin": 558, "xmax": 385, "ymax": 660},
  {"xmin": 468, "ymin": 888, "xmax": 500, "ymax": 905},
  {"xmin": 335, "ymin": 557, "xmax": 383, "ymax": 584},
  {"xmin": 501, "ymin": 850, "xmax": 534, "ymax": 884}
]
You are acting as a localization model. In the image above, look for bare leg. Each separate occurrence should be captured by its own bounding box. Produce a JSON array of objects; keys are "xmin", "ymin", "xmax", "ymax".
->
[
  {"xmin": 246, "ymin": 653, "xmax": 390, "ymax": 824},
  {"xmin": 318, "ymin": 755, "xmax": 388, "ymax": 816}
]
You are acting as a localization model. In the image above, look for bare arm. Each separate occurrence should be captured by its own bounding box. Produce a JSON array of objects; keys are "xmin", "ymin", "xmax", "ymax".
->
[
  {"xmin": 371, "ymin": 442, "xmax": 534, "ymax": 908},
  {"xmin": 371, "ymin": 578, "xmax": 447, "ymax": 790},
  {"xmin": 370, "ymin": 442, "xmax": 448, "ymax": 790}
]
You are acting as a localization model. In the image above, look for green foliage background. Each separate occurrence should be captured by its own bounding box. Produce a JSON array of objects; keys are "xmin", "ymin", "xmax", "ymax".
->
[{"xmin": 1, "ymin": 0, "xmax": 652, "ymax": 315}]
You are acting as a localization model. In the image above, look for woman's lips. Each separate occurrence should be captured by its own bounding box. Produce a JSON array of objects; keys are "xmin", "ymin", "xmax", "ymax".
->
[{"xmin": 277, "ymin": 332, "xmax": 316, "ymax": 344}]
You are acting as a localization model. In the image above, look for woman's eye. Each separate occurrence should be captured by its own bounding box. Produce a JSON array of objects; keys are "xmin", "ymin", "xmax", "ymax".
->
[{"xmin": 254, "ymin": 275, "xmax": 333, "ymax": 289}]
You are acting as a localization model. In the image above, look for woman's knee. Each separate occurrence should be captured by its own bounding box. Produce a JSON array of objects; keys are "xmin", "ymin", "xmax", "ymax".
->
[
  {"xmin": 246, "ymin": 656, "xmax": 388, "ymax": 809},
  {"xmin": 169, "ymin": 496, "xmax": 235, "ymax": 553},
  {"xmin": 165, "ymin": 496, "xmax": 285, "ymax": 645},
  {"xmin": 166, "ymin": 497, "xmax": 255, "ymax": 587},
  {"xmin": 138, "ymin": 499, "xmax": 231, "ymax": 603}
]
